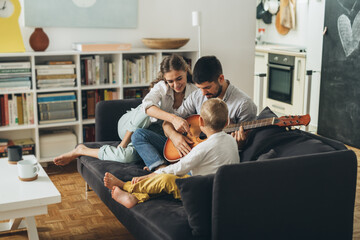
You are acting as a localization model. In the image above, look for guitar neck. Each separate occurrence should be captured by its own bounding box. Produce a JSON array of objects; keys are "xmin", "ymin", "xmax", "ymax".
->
[{"xmin": 224, "ymin": 118, "xmax": 275, "ymax": 133}]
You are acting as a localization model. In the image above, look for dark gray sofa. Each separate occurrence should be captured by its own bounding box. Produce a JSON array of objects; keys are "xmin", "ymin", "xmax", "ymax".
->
[{"xmin": 77, "ymin": 99, "xmax": 357, "ymax": 240}]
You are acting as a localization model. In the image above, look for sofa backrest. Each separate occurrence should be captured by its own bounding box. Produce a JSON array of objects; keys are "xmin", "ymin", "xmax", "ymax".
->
[
  {"xmin": 95, "ymin": 99, "xmax": 142, "ymax": 141},
  {"xmin": 212, "ymin": 149, "xmax": 357, "ymax": 240}
]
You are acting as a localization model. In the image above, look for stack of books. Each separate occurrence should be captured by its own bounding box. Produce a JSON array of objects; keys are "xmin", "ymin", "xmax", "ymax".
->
[
  {"xmin": 37, "ymin": 92, "xmax": 77, "ymax": 124},
  {"xmin": 0, "ymin": 93, "xmax": 34, "ymax": 126},
  {"xmin": 123, "ymin": 55, "xmax": 157, "ymax": 84},
  {"xmin": 80, "ymin": 55, "xmax": 115, "ymax": 85},
  {"xmin": 0, "ymin": 62, "xmax": 32, "ymax": 91},
  {"xmin": 35, "ymin": 62, "xmax": 76, "ymax": 89}
]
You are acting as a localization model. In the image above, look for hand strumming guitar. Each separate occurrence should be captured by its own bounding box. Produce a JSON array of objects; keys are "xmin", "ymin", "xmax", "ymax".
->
[{"xmin": 163, "ymin": 120, "xmax": 194, "ymax": 158}]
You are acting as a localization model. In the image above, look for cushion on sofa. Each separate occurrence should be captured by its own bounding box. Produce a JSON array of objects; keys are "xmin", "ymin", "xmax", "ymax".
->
[
  {"xmin": 176, "ymin": 174, "xmax": 214, "ymax": 238},
  {"xmin": 241, "ymin": 107, "xmax": 339, "ymax": 162}
]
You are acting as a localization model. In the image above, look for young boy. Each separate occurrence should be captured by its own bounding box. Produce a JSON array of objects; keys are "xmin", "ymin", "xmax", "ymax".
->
[{"xmin": 103, "ymin": 98, "xmax": 240, "ymax": 208}]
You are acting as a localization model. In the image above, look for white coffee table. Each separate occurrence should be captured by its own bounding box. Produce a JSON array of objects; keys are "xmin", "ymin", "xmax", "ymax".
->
[{"xmin": 0, "ymin": 155, "xmax": 61, "ymax": 240}]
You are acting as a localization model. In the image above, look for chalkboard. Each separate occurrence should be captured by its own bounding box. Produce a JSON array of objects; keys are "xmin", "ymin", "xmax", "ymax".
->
[{"xmin": 318, "ymin": 0, "xmax": 360, "ymax": 148}]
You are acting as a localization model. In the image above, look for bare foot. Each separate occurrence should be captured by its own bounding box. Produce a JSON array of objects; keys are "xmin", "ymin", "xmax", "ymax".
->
[
  {"xmin": 104, "ymin": 172, "xmax": 125, "ymax": 190},
  {"xmin": 111, "ymin": 186, "xmax": 138, "ymax": 208},
  {"xmin": 53, "ymin": 144, "xmax": 86, "ymax": 166}
]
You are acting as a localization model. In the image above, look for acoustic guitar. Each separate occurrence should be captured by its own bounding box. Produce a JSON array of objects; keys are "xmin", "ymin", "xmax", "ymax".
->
[{"xmin": 163, "ymin": 114, "xmax": 311, "ymax": 162}]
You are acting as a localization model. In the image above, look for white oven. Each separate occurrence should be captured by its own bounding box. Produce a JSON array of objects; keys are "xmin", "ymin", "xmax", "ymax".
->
[{"xmin": 263, "ymin": 52, "xmax": 306, "ymax": 116}]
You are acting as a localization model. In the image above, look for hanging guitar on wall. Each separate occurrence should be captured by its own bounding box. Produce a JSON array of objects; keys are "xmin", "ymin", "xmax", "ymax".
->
[{"xmin": 163, "ymin": 114, "xmax": 310, "ymax": 162}]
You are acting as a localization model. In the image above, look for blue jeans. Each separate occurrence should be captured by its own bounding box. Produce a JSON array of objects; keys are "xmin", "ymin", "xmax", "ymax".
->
[{"xmin": 131, "ymin": 128, "xmax": 167, "ymax": 171}]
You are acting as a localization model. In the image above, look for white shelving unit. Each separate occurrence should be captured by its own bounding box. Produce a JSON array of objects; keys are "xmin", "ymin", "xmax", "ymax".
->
[{"xmin": 0, "ymin": 48, "xmax": 198, "ymax": 162}]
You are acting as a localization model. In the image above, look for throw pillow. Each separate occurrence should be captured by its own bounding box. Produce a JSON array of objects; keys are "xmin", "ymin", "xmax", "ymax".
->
[{"xmin": 175, "ymin": 174, "xmax": 214, "ymax": 237}]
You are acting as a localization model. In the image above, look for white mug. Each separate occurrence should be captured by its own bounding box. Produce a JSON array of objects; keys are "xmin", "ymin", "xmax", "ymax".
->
[{"xmin": 17, "ymin": 159, "xmax": 40, "ymax": 181}]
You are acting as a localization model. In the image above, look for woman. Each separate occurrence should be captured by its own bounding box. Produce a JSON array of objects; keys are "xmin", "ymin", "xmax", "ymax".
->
[{"xmin": 53, "ymin": 54, "xmax": 197, "ymax": 166}]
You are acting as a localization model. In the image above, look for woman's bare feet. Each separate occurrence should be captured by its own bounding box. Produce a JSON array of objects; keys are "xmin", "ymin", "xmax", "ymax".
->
[
  {"xmin": 53, "ymin": 144, "xmax": 86, "ymax": 166},
  {"xmin": 111, "ymin": 186, "xmax": 138, "ymax": 208},
  {"xmin": 104, "ymin": 172, "xmax": 125, "ymax": 190}
]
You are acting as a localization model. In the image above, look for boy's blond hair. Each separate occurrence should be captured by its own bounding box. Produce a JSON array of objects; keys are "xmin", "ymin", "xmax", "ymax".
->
[{"xmin": 200, "ymin": 98, "xmax": 228, "ymax": 131}]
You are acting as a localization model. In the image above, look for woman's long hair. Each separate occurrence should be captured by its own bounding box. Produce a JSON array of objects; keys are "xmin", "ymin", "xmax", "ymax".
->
[{"xmin": 150, "ymin": 54, "xmax": 193, "ymax": 88}]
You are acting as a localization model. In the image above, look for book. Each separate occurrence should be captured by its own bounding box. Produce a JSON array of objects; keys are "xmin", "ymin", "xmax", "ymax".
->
[
  {"xmin": 0, "ymin": 62, "xmax": 31, "ymax": 69},
  {"xmin": 86, "ymin": 90, "xmax": 96, "ymax": 118},
  {"xmin": 47, "ymin": 61, "xmax": 73, "ymax": 65},
  {"xmin": 72, "ymin": 42, "xmax": 132, "ymax": 52},
  {"xmin": 39, "ymin": 109, "xmax": 76, "ymax": 121},
  {"xmin": 0, "ymin": 138, "xmax": 8, "ymax": 146},
  {"xmin": 36, "ymin": 64, "xmax": 75, "ymax": 69},
  {"xmin": 0, "ymin": 76, "xmax": 31, "ymax": 82},
  {"xmin": 0, "ymin": 68, "xmax": 31, "ymax": 74},
  {"xmin": 0, "ymin": 72, "xmax": 32, "ymax": 77},
  {"xmin": 36, "ymin": 68, "xmax": 75, "ymax": 75},
  {"xmin": 0, "ymin": 140, "xmax": 14, "ymax": 157},
  {"xmin": 16, "ymin": 95, "xmax": 24, "ymax": 125},
  {"xmin": 38, "ymin": 92, "xmax": 75, "ymax": 98},
  {"xmin": 37, "ymin": 96, "xmax": 76, "ymax": 103},
  {"xmin": 37, "ymin": 74, "xmax": 76, "ymax": 80},
  {"xmin": 38, "ymin": 101, "xmax": 75, "ymax": 112},
  {"xmin": 0, "ymin": 81, "xmax": 31, "ymax": 88},
  {"xmin": 0, "ymin": 96, "xmax": 4, "ymax": 126},
  {"xmin": 26, "ymin": 93, "xmax": 34, "ymax": 124},
  {"xmin": 4, "ymin": 94, "xmax": 9, "ymax": 126},
  {"xmin": 22, "ymin": 93, "xmax": 28, "ymax": 125},
  {"xmin": 39, "ymin": 118, "xmax": 76, "ymax": 124}
]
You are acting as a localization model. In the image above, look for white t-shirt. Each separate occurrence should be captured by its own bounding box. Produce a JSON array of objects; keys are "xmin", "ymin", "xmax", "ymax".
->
[{"xmin": 155, "ymin": 131, "xmax": 240, "ymax": 176}]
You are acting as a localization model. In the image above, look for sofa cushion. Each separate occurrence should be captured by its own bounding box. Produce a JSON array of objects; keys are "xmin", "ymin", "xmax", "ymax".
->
[
  {"xmin": 241, "ymin": 107, "xmax": 339, "ymax": 162},
  {"xmin": 176, "ymin": 174, "xmax": 214, "ymax": 237}
]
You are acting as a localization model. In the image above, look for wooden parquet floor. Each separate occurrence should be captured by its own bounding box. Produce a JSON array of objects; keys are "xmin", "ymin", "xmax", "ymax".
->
[
  {"xmin": 1, "ymin": 146, "xmax": 359, "ymax": 240},
  {"xmin": 0, "ymin": 161, "xmax": 135, "ymax": 240}
]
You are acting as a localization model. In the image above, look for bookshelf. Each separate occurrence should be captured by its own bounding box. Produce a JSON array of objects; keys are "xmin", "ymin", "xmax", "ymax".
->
[{"xmin": 0, "ymin": 48, "xmax": 198, "ymax": 163}]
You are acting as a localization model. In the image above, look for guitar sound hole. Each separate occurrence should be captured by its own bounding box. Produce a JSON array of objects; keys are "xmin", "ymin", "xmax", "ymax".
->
[{"xmin": 199, "ymin": 132, "xmax": 207, "ymax": 140}]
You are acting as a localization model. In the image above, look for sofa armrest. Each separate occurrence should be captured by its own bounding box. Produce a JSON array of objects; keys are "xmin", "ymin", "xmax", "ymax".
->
[
  {"xmin": 95, "ymin": 98, "xmax": 142, "ymax": 142},
  {"xmin": 212, "ymin": 149, "xmax": 357, "ymax": 240}
]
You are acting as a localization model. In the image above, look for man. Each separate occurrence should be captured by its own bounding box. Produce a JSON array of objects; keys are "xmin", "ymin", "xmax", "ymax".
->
[{"xmin": 131, "ymin": 55, "xmax": 257, "ymax": 170}]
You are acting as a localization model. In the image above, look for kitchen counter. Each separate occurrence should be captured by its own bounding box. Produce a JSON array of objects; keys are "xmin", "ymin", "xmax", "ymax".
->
[{"xmin": 255, "ymin": 44, "xmax": 306, "ymax": 58}]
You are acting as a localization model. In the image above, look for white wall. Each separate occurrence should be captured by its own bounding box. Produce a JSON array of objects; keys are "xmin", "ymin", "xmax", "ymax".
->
[
  {"xmin": 18, "ymin": 0, "xmax": 256, "ymax": 98},
  {"xmin": 255, "ymin": 0, "xmax": 325, "ymax": 131}
]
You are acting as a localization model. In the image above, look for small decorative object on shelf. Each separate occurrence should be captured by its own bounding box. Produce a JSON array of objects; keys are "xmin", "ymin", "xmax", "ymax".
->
[
  {"xmin": 142, "ymin": 38, "xmax": 189, "ymax": 49},
  {"xmin": 29, "ymin": 28, "xmax": 49, "ymax": 51}
]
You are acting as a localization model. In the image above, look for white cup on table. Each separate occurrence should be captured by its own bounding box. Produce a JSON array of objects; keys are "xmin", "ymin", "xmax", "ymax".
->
[{"xmin": 17, "ymin": 159, "xmax": 40, "ymax": 181}]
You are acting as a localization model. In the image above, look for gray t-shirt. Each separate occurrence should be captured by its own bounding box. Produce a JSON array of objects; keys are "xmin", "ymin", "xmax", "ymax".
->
[{"xmin": 176, "ymin": 81, "xmax": 257, "ymax": 123}]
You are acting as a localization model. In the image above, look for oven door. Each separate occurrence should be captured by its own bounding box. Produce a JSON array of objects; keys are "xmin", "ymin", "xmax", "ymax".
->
[{"xmin": 267, "ymin": 63, "xmax": 293, "ymax": 104}]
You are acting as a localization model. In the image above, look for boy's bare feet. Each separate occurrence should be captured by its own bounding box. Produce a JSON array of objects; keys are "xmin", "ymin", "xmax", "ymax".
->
[
  {"xmin": 111, "ymin": 186, "xmax": 138, "ymax": 208},
  {"xmin": 53, "ymin": 144, "xmax": 86, "ymax": 166},
  {"xmin": 104, "ymin": 172, "xmax": 125, "ymax": 190}
]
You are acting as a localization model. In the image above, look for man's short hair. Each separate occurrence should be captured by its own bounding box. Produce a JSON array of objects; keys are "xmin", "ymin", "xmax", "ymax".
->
[
  {"xmin": 200, "ymin": 98, "xmax": 228, "ymax": 131},
  {"xmin": 193, "ymin": 56, "xmax": 223, "ymax": 84}
]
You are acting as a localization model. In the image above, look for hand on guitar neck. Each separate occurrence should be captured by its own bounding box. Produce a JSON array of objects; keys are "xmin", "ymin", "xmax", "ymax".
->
[
  {"xmin": 230, "ymin": 125, "xmax": 249, "ymax": 150},
  {"xmin": 163, "ymin": 114, "xmax": 311, "ymax": 162}
]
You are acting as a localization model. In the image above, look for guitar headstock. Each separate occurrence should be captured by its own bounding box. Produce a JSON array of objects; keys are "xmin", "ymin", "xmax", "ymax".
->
[{"xmin": 274, "ymin": 114, "xmax": 311, "ymax": 127}]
